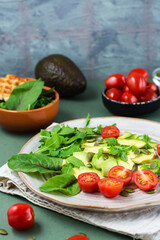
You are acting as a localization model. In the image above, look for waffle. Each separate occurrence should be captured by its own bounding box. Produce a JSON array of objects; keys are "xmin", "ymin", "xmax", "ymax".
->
[{"xmin": 0, "ymin": 74, "xmax": 35, "ymax": 101}]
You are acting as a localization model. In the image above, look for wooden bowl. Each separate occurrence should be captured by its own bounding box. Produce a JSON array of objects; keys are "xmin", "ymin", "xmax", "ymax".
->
[{"xmin": 0, "ymin": 87, "xmax": 59, "ymax": 132}]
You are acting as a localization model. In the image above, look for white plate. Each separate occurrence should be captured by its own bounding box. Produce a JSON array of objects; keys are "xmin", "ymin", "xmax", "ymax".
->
[{"xmin": 19, "ymin": 117, "xmax": 160, "ymax": 212}]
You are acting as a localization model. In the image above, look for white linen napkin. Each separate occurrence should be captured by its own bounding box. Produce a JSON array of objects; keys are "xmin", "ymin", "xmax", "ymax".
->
[{"xmin": 1, "ymin": 123, "xmax": 160, "ymax": 240}]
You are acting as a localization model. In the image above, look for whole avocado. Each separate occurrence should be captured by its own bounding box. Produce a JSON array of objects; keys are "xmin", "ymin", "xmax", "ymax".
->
[{"xmin": 35, "ymin": 54, "xmax": 87, "ymax": 98}]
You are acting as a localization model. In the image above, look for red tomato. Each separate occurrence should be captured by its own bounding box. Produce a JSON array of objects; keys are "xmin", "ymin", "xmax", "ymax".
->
[
  {"xmin": 7, "ymin": 203, "xmax": 34, "ymax": 230},
  {"xmin": 101, "ymin": 125, "xmax": 120, "ymax": 139},
  {"xmin": 66, "ymin": 234, "xmax": 90, "ymax": 240},
  {"xmin": 98, "ymin": 178, "xmax": 124, "ymax": 198},
  {"xmin": 133, "ymin": 169, "xmax": 158, "ymax": 191},
  {"xmin": 128, "ymin": 68, "xmax": 149, "ymax": 81},
  {"xmin": 122, "ymin": 84, "xmax": 130, "ymax": 92},
  {"xmin": 138, "ymin": 89, "xmax": 158, "ymax": 102},
  {"xmin": 121, "ymin": 92, "xmax": 138, "ymax": 103},
  {"xmin": 78, "ymin": 172, "xmax": 100, "ymax": 193},
  {"xmin": 108, "ymin": 165, "xmax": 133, "ymax": 185},
  {"xmin": 157, "ymin": 144, "xmax": 160, "ymax": 156},
  {"xmin": 105, "ymin": 88, "xmax": 122, "ymax": 101},
  {"xmin": 126, "ymin": 72, "xmax": 147, "ymax": 95},
  {"xmin": 105, "ymin": 74, "xmax": 126, "ymax": 89},
  {"xmin": 146, "ymin": 82, "xmax": 158, "ymax": 93}
]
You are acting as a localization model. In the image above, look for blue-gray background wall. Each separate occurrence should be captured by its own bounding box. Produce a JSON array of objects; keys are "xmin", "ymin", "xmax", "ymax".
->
[{"xmin": 0, "ymin": 0, "xmax": 159, "ymax": 81}]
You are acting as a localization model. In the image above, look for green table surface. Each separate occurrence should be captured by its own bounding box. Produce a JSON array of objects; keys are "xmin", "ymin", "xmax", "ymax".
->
[{"xmin": 1, "ymin": 80, "xmax": 160, "ymax": 240}]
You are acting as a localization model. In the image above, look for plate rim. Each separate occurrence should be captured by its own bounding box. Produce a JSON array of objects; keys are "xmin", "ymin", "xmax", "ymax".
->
[{"xmin": 18, "ymin": 116, "xmax": 160, "ymax": 212}]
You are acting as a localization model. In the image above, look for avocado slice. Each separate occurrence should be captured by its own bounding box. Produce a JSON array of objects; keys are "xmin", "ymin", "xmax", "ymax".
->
[
  {"xmin": 117, "ymin": 139, "xmax": 146, "ymax": 148},
  {"xmin": 35, "ymin": 54, "xmax": 87, "ymax": 97},
  {"xmin": 131, "ymin": 148, "xmax": 156, "ymax": 164},
  {"xmin": 118, "ymin": 131, "xmax": 133, "ymax": 139},
  {"xmin": 102, "ymin": 158, "xmax": 117, "ymax": 177}
]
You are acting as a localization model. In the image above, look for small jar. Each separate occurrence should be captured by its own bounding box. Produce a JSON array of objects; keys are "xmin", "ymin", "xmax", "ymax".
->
[{"xmin": 152, "ymin": 67, "xmax": 160, "ymax": 88}]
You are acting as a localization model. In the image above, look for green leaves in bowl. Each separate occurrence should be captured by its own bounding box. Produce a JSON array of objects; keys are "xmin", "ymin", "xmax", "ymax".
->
[{"xmin": 0, "ymin": 79, "xmax": 55, "ymax": 111}]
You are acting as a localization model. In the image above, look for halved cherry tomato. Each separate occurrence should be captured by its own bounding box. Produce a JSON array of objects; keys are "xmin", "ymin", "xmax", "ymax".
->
[
  {"xmin": 105, "ymin": 73, "xmax": 126, "ymax": 89},
  {"xmin": 105, "ymin": 88, "xmax": 122, "ymax": 101},
  {"xmin": 101, "ymin": 125, "xmax": 120, "ymax": 139},
  {"xmin": 157, "ymin": 144, "xmax": 160, "ymax": 156},
  {"xmin": 128, "ymin": 68, "xmax": 149, "ymax": 81},
  {"xmin": 121, "ymin": 92, "xmax": 138, "ymax": 103},
  {"xmin": 126, "ymin": 72, "xmax": 147, "ymax": 95},
  {"xmin": 133, "ymin": 169, "xmax": 158, "ymax": 191},
  {"xmin": 66, "ymin": 234, "xmax": 90, "ymax": 240},
  {"xmin": 146, "ymin": 82, "xmax": 158, "ymax": 93},
  {"xmin": 78, "ymin": 172, "xmax": 100, "ymax": 193},
  {"xmin": 98, "ymin": 178, "xmax": 124, "ymax": 198},
  {"xmin": 7, "ymin": 203, "xmax": 34, "ymax": 230},
  {"xmin": 138, "ymin": 89, "xmax": 158, "ymax": 102},
  {"xmin": 108, "ymin": 165, "xmax": 133, "ymax": 185}
]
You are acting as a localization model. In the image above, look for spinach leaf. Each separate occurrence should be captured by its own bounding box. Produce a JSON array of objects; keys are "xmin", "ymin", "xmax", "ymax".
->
[
  {"xmin": 6, "ymin": 80, "xmax": 44, "ymax": 111},
  {"xmin": 8, "ymin": 153, "xmax": 62, "ymax": 173},
  {"xmin": 66, "ymin": 156, "xmax": 85, "ymax": 168},
  {"xmin": 39, "ymin": 173, "xmax": 80, "ymax": 195}
]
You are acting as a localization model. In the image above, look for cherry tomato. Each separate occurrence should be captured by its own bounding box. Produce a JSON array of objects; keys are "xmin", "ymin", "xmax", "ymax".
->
[
  {"xmin": 121, "ymin": 92, "xmax": 138, "ymax": 103},
  {"xmin": 78, "ymin": 172, "xmax": 100, "ymax": 193},
  {"xmin": 138, "ymin": 89, "xmax": 158, "ymax": 102},
  {"xmin": 146, "ymin": 82, "xmax": 158, "ymax": 93},
  {"xmin": 108, "ymin": 165, "xmax": 133, "ymax": 185},
  {"xmin": 98, "ymin": 178, "xmax": 124, "ymax": 198},
  {"xmin": 66, "ymin": 234, "xmax": 90, "ymax": 240},
  {"xmin": 122, "ymin": 84, "xmax": 130, "ymax": 92},
  {"xmin": 128, "ymin": 68, "xmax": 149, "ymax": 81},
  {"xmin": 7, "ymin": 203, "xmax": 34, "ymax": 230},
  {"xmin": 101, "ymin": 125, "xmax": 120, "ymax": 139},
  {"xmin": 133, "ymin": 169, "xmax": 158, "ymax": 191},
  {"xmin": 126, "ymin": 72, "xmax": 147, "ymax": 95},
  {"xmin": 105, "ymin": 74, "xmax": 126, "ymax": 89},
  {"xmin": 157, "ymin": 144, "xmax": 160, "ymax": 156},
  {"xmin": 105, "ymin": 88, "xmax": 122, "ymax": 101}
]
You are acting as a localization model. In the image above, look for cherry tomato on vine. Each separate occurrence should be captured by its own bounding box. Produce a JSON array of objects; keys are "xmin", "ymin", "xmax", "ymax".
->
[
  {"xmin": 126, "ymin": 72, "xmax": 147, "ymax": 95},
  {"xmin": 157, "ymin": 144, "xmax": 160, "ymax": 156},
  {"xmin": 105, "ymin": 73, "xmax": 126, "ymax": 89},
  {"xmin": 138, "ymin": 89, "xmax": 158, "ymax": 102},
  {"xmin": 98, "ymin": 178, "xmax": 124, "ymax": 198},
  {"xmin": 78, "ymin": 172, "xmax": 100, "ymax": 193},
  {"xmin": 108, "ymin": 165, "xmax": 133, "ymax": 185},
  {"xmin": 101, "ymin": 125, "xmax": 120, "ymax": 139},
  {"xmin": 105, "ymin": 88, "xmax": 122, "ymax": 101},
  {"xmin": 7, "ymin": 203, "xmax": 35, "ymax": 230},
  {"xmin": 146, "ymin": 82, "xmax": 158, "ymax": 93},
  {"xmin": 66, "ymin": 234, "xmax": 90, "ymax": 240},
  {"xmin": 133, "ymin": 169, "xmax": 158, "ymax": 191},
  {"xmin": 121, "ymin": 92, "xmax": 138, "ymax": 103},
  {"xmin": 128, "ymin": 68, "xmax": 149, "ymax": 81}
]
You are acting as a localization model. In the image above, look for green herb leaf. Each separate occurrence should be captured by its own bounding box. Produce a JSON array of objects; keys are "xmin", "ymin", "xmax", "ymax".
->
[
  {"xmin": 39, "ymin": 173, "xmax": 80, "ymax": 195},
  {"xmin": 66, "ymin": 156, "xmax": 85, "ymax": 168},
  {"xmin": 8, "ymin": 153, "xmax": 62, "ymax": 173},
  {"xmin": 6, "ymin": 80, "xmax": 44, "ymax": 111},
  {"xmin": 104, "ymin": 138, "xmax": 117, "ymax": 146}
]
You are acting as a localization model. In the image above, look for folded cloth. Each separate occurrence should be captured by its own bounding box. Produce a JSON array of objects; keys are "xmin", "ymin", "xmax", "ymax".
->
[
  {"xmin": 1, "ymin": 163, "xmax": 160, "ymax": 240},
  {"xmin": 1, "ymin": 122, "xmax": 160, "ymax": 240}
]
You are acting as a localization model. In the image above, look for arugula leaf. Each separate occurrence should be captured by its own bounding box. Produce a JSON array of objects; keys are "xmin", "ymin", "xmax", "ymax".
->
[
  {"xmin": 59, "ymin": 125, "xmax": 76, "ymax": 136},
  {"xmin": 59, "ymin": 142, "xmax": 80, "ymax": 158},
  {"xmin": 66, "ymin": 156, "xmax": 85, "ymax": 168},
  {"xmin": 6, "ymin": 80, "xmax": 44, "ymax": 111},
  {"xmin": 142, "ymin": 134, "xmax": 152, "ymax": 149},
  {"xmin": 104, "ymin": 138, "xmax": 117, "ymax": 146},
  {"xmin": 39, "ymin": 173, "xmax": 80, "ymax": 195},
  {"xmin": 85, "ymin": 113, "xmax": 90, "ymax": 127},
  {"xmin": 8, "ymin": 153, "xmax": 62, "ymax": 173}
]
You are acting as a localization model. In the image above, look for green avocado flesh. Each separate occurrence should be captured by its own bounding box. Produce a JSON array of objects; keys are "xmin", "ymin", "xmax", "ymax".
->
[{"xmin": 35, "ymin": 54, "xmax": 87, "ymax": 98}]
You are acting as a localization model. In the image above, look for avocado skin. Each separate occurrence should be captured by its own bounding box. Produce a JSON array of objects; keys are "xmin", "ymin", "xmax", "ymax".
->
[{"xmin": 35, "ymin": 54, "xmax": 87, "ymax": 98}]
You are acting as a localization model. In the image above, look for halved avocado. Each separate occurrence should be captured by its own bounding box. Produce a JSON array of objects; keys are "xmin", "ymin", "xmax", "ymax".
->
[{"xmin": 35, "ymin": 54, "xmax": 87, "ymax": 98}]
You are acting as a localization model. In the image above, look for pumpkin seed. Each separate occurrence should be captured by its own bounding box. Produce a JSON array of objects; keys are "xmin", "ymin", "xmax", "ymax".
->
[
  {"xmin": 78, "ymin": 128, "xmax": 86, "ymax": 133},
  {"xmin": 124, "ymin": 187, "xmax": 135, "ymax": 193},
  {"xmin": 103, "ymin": 153, "xmax": 109, "ymax": 160},
  {"xmin": 0, "ymin": 229, "xmax": 8, "ymax": 235},
  {"xmin": 86, "ymin": 152, "xmax": 94, "ymax": 162},
  {"xmin": 134, "ymin": 149, "xmax": 140, "ymax": 155},
  {"xmin": 27, "ymin": 237, "xmax": 35, "ymax": 240},
  {"xmin": 86, "ymin": 163, "xmax": 92, "ymax": 168},
  {"xmin": 120, "ymin": 190, "xmax": 129, "ymax": 197},
  {"xmin": 150, "ymin": 161, "xmax": 157, "ymax": 169},
  {"xmin": 86, "ymin": 138, "xmax": 96, "ymax": 143},
  {"xmin": 147, "ymin": 189, "xmax": 156, "ymax": 194},
  {"xmin": 140, "ymin": 149, "xmax": 151, "ymax": 155}
]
